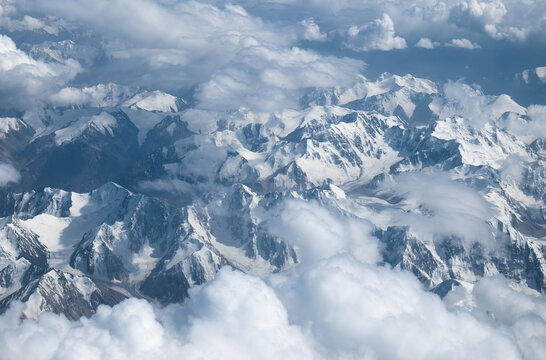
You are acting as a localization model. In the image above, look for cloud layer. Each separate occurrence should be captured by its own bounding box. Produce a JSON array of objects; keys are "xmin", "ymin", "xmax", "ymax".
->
[
  {"xmin": 1, "ymin": 197, "xmax": 545, "ymax": 360},
  {"xmin": 0, "ymin": 34, "xmax": 81, "ymax": 110},
  {"xmin": 0, "ymin": 0, "xmax": 544, "ymax": 111}
]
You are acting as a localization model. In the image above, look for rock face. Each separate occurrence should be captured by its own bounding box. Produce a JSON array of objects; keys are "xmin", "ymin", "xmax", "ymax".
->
[{"xmin": 0, "ymin": 72, "xmax": 545, "ymax": 318}]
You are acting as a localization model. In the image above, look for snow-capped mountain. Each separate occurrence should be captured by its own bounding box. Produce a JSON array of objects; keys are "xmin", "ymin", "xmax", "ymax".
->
[
  {"xmin": 0, "ymin": 182, "xmax": 297, "ymax": 319},
  {"xmin": 0, "ymin": 71, "xmax": 544, "ymax": 319}
]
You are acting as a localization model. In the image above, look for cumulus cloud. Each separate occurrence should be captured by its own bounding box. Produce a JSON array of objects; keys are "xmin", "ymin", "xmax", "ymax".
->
[
  {"xmin": 0, "ymin": 2, "xmax": 545, "ymax": 359},
  {"xmin": 433, "ymin": 81, "xmax": 489, "ymax": 125},
  {"xmin": 445, "ymin": 275, "xmax": 546, "ymax": 360},
  {"xmin": 162, "ymin": 268, "xmax": 315, "ymax": 360},
  {"xmin": 448, "ymin": 0, "xmax": 529, "ymax": 41},
  {"xmin": 445, "ymin": 38, "xmax": 481, "ymax": 49},
  {"xmin": 1, "ymin": 201, "xmax": 544, "ymax": 359},
  {"xmin": 216, "ymin": 0, "xmax": 545, "ymax": 45},
  {"xmin": 3, "ymin": 0, "xmax": 544, "ymax": 114},
  {"xmin": 271, "ymin": 254, "xmax": 525, "ymax": 360},
  {"xmin": 0, "ymin": 34, "xmax": 81, "ymax": 110},
  {"xmin": 449, "ymin": 0, "xmax": 507, "ymax": 30},
  {"xmin": 344, "ymin": 14, "xmax": 407, "ymax": 51},
  {"xmin": 0, "ymin": 269, "xmax": 315, "ymax": 360},
  {"xmin": 415, "ymin": 37, "xmax": 438, "ymax": 49},
  {"xmin": 417, "ymin": 37, "xmax": 482, "ymax": 50},
  {"xmin": 0, "ymin": 162, "xmax": 20, "ymax": 186}
]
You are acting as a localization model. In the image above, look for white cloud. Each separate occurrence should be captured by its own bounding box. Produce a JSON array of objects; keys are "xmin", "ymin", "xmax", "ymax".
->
[
  {"xmin": 271, "ymin": 254, "xmax": 524, "ymax": 360},
  {"xmin": 15, "ymin": 0, "xmax": 297, "ymax": 93},
  {"xmin": 522, "ymin": 69, "xmax": 530, "ymax": 84},
  {"xmin": 506, "ymin": 104, "xmax": 546, "ymax": 143},
  {"xmin": 195, "ymin": 46, "xmax": 364, "ymax": 112},
  {"xmin": 11, "ymin": 0, "xmax": 366, "ymax": 114},
  {"xmin": 49, "ymin": 83, "xmax": 136, "ymax": 108},
  {"xmin": 165, "ymin": 268, "xmax": 316, "ymax": 360},
  {"xmin": 448, "ymin": 0, "xmax": 528, "ymax": 41},
  {"xmin": 0, "ymin": 162, "xmax": 20, "ymax": 186},
  {"xmin": 216, "ymin": 0, "xmax": 546, "ymax": 44},
  {"xmin": 500, "ymin": 154, "xmax": 525, "ymax": 183},
  {"xmin": 1, "ymin": 255, "xmax": 540, "ymax": 360},
  {"xmin": 415, "ymin": 37, "xmax": 437, "ymax": 49},
  {"xmin": 433, "ymin": 81, "xmax": 489, "ymax": 124},
  {"xmin": 445, "ymin": 275, "xmax": 546, "ymax": 360},
  {"xmin": 449, "ymin": 0, "xmax": 507, "ymax": 29},
  {"xmin": 445, "ymin": 38, "xmax": 481, "ymax": 49},
  {"xmin": 0, "ymin": 0, "xmax": 59, "ymax": 34},
  {"xmin": 433, "ymin": 80, "xmax": 525, "ymax": 128},
  {"xmin": 0, "ymin": 34, "xmax": 81, "ymax": 110},
  {"xmin": 0, "ymin": 2, "xmax": 544, "ymax": 359},
  {"xmin": 137, "ymin": 178, "xmax": 201, "ymax": 200},
  {"xmin": 2, "ymin": 0, "xmax": 543, "ymax": 115},
  {"xmin": 0, "ymin": 196, "xmax": 545, "ymax": 360},
  {"xmin": 300, "ymin": 18, "xmax": 327, "ymax": 41},
  {"xmin": 0, "ymin": 269, "xmax": 316, "ymax": 360},
  {"xmin": 344, "ymin": 14, "xmax": 407, "ymax": 51},
  {"xmin": 268, "ymin": 199, "xmax": 381, "ymax": 264},
  {"xmin": 537, "ymin": 66, "xmax": 546, "ymax": 83},
  {"xmin": 378, "ymin": 171, "xmax": 496, "ymax": 249}
]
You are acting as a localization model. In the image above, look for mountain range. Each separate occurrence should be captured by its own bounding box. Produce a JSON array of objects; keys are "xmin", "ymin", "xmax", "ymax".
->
[{"xmin": 1, "ymin": 72, "xmax": 544, "ymax": 319}]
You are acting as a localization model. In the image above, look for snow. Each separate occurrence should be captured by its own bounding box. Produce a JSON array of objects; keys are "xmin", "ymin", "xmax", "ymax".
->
[
  {"xmin": 24, "ymin": 107, "xmax": 99, "ymax": 141},
  {"xmin": 364, "ymin": 73, "xmax": 436, "ymax": 99},
  {"xmin": 69, "ymin": 192, "xmax": 90, "ymax": 217},
  {"xmin": 392, "ymin": 74, "xmax": 437, "ymax": 94},
  {"xmin": 54, "ymin": 112, "xmax": 117, "ymax": 145},
  {"xmin": 20, "ymin": 214, "xmax": 71, "ymax": 252},
  {"xmin": 124, "ymin": 90, "xmax": 179, "ymax": 112},
  {"xmin": 214, "ymin": 241, "xmax": 274, "ymax": 278},
  {"xmin": 432, "ymin": 117, "xmax": 527, "ymax": 168},
  {"xmin": 328, "ymin": 184, "xmax": 346, "ymax": 199},
  {"xmin": 487, "ymin": 94, "xmax": 526, "ymax": 119},
  {"xmin": 333, "ymin": 74, "xmax": 437, "ymax": 120},
  {"xmin": 335, "ymin": 75, "xmax": 369, "ymax": 105},
  {"xmin": 22, "ymin": 292, "xmax": 44, "ymax": 320},
  {"xmin": 71, "ymin": 275, "xmax": 98, "ymax": 301},
  {"xmin": 122, "ymin": 108, "xmax": 165, "ymax": 145},
  {"xmin": 299, "ymin": 105, "xmax": 353, "ymax": 128},
  {"xmin": 18, "ymin": 189, "xmax": 116, "ymax": 271},
  {"xmin": 0, "ymin": 117, "xmax": 22, "ymax": 137}
]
